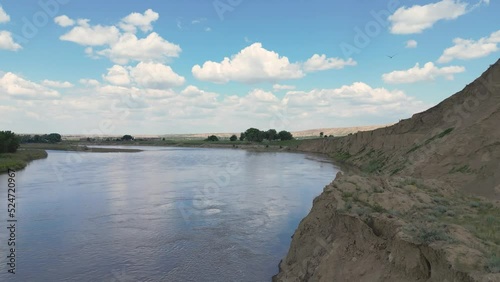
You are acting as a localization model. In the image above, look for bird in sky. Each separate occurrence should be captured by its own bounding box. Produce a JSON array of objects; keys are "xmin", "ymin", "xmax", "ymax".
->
[{"xmin": 387, "ymin": 54, "xmax": 397, "ymax": 59}]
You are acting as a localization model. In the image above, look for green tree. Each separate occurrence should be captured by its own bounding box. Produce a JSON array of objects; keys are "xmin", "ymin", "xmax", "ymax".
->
[
  {"xmin": 265, "ymin": 129, "xmax": 278, "ymax": 141},
  {"xmin": 0, "ymin": 131, "xmax": 20, "ymax": 153},
  {"xmin": 278, "ymin": 130, "xmax": 293, "ymax": 141},
  {"xmin": 320, "ymin": 132, "xmax": 324, "ymax": 137},
  {"xmin": 230, "ymin": 135, "xmax": 237, "ymax": 141},
  {"xmin": 47, "ymin": 133, "xmax": 62, "ymax": 143},
  {"xmin": 122, "ymin": 135, "xmax": 134, "ymax": 141},
  {"xmin": 239, "ymin": 133, "xmax": 246, "ymax": 141},
  {"xmin": 33, "ymin": 135, "xmax": 44, "ymax": 143},
  {"xmin": 205, "ymin": 135, "xmax": 219, "ymax": 141},
  {"xmin": 244, "ymin": 128, "xmax": 264, "ymax": 142}
]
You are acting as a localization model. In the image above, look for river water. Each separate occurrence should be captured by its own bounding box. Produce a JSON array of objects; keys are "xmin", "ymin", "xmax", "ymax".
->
[{"xmin": 0, "ymin": 146, "xmax": 338, "ymax": 281}]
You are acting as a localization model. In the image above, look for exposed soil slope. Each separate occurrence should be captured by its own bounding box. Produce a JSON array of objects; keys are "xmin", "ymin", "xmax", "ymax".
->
[
  {"xmin": 274, "ymin": 59, "xmax": 500, "ymax": 282},
  {"xmin": 299, "ymin": 59, "xmax": 500, "ymax": 199}
]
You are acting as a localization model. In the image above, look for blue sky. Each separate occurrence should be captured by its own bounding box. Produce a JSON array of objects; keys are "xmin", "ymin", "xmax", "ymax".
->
[{"xmin": 1, "ymin": 0, "xmax": 499, "ymax": 135}]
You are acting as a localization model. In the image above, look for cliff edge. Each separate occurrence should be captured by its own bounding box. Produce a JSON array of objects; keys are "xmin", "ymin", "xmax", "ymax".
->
[{"xmin": 274, "ymin": 59, "xmax": 500, "ymax": 281}]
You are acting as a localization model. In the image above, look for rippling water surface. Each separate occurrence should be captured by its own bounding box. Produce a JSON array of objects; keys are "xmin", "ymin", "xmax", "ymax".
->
[{"xmin": 0, "ymin": 146, "xmax": 338, "ymax": 281}]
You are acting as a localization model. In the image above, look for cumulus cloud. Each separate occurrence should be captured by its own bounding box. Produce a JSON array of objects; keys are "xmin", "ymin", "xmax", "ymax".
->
[
  {"xmin": 42, "ymin": 80, "xmax": 74, "ymax": 88},
  {"xmin": 192, "ymin": 43, "xmax": 304, "ymax": 84},
  {"xmin": 0, "ymin": 73, "xmax": 60, "ymax": 99},
  {"xmin": 129, "ymin": 61, "xmax": 185, "ymax": 88},
  {"xmin": 388, "ymin": 0, "xmax": 487, "ymax": 34},
  {"xmin": 406, "ymin": 40, "xmax": 418, "ymax": 48},
  {"xmin": 437, "ymin": 30, "xmax": 500, "ymax": 63},
  {"xmin": 283, "ymin": 82, "xmax": 425, "ymax": 119},
  {"xmin": 180, "ymin": 85, "xmax": 218, "ymax": 107},
  {"xmin": 246, "ymin": 89, "xmax": 279, "ymax": 103},
  {"xmin": 57, "ymin": 10, "xmax": 181, "ymax": 64},
  {"xmin": 54, "ymin": 15, "xmax": 75, "ymax": 27},
  {"xmin": 0, "ymin": 31, "xmax": 21, "ymax": 51},
  {"xmin": 79, "ymin": 78, "xmax": 100, "ymax": 87},
  {"xmin": 3, "ymin": 74, "xmax": 427, "ymax": 133},
  {"xmin": 60, "ymin": 20, "xmax": 120, "ymax": 46},
  {"xmin": 0, "ymin": 7, "xmax": 19, "ymax": 52},
  {"xmin": 102, "ymin": 65, "xmax": 131, "ymax": 85},
  {"xmin": 303, "ymin": 54, "xmax": 356, "ymax": 72},
  {"xmin": 101, "ymin": 62, "xmax": 185, "ymax": 89},
  {"xmin": 119, "ymin": 9, "xmax": 159, "ymax": 33},
  {"xmin": 273, "ymin": 84, "xmax": 296, "ymax": 91},
  {"xmin": 97, "ymin": 32, "xmax": 181, "ymax": 64},
  {"xmin": 382, "ymin": 62, "xmax": 465, "ymax": 84},
  {"xmin": 0, "ymin": 6, "xmax": 10, "ymax": 23}
]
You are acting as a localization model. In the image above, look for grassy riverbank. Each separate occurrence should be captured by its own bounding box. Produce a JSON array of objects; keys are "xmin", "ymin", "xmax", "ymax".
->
[{"xmin": 0, "ymin": 149, "xmax": 48, "ymax": 173}]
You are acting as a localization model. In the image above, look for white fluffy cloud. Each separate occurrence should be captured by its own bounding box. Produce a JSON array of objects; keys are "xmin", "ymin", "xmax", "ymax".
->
[
  {"xmin": 101, "ymin": 62, "xmax": 185, "ymax": 89},
  {"xmin": 0, "ymin": 6, "xmax": 19, "ymax": 51},
  {"xmin": 282, "ymin": 82, "xmax": 425, "ymax": 120},
  {"xmin": 0, "ymin": 73, "xmax": 60, "ymax": 99},
  {"xmin": 406, "ymin": 40, "xmax": 418, "ymax": 48},
  {"xmin": 57, "ymin": 10, "xmax": 181, "ymax": 65},
  {"xmin": 97, "ymin": 32, "xmax": 181, "ymax": 64},
  {"xmin": 2, "ymin": 73, "xmax": 427, "ymax": 133},
  {"xmin": 437, "ymin": 30, "xmax": 500, "ymax": 63},
  {"xmin": 273, "ymin": 84, "xmax": 296, "ymax": 91},
  {"xmin": 0, "ymin": 31, "xmax": 21, "ymax": 51},
  {"xmin": 192, "ymin": 43, "xmax": 304, "ymax": 84},
  {"xmin": 54, "ymin": 15, "xmax": 75, "ymax": 27},
  {"xmin": 246, "ymin": 89, "xmax": 279, "ymax": 103},
  {"xmin": 60, "ymin": 20, "xmax": 120, "ymax": 46},
  {"xmin": 303, "ymin": 54, "xmax": 356, "ymax": 72},
  {"xmin": 388, "ymin": 0, "xmax": 485, "ymax": 34},
  {"xmin": 102, "ymin": 65, "xmax": 131, "ymax": 85},
  {"xmin": 42, "ymin": 80, "xmax": 74, "ymax": 88},
  {"xmin": 0, "ymin": 6, "xmax": 10, "ymax": 23},
  {"xmin": 79, "ymin": 78, "xmax": 100, "ymax": 87},
  {"xmin": 180, "ymin": 85, "xmax": 218, "ymax": 107},
  {"xmin": 119, "ymin": 9, "xmax": 159, "ymax": 33},
  {"xmin": 382, "ymin": 62, "xmax": 465, "ymax": 84},
  {"xmin": 129, "ymin": 62, "xmax": 185, "ymax": 88}
]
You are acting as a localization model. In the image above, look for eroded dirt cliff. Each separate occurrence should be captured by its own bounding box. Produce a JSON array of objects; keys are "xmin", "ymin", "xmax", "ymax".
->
[{"xmin": 274, "ymin": 59, "xmax": 500, "ymax": 281}]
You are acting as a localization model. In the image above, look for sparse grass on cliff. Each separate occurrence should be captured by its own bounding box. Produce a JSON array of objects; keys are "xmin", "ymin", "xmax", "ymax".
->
[
  {"xmin": 406, "ymin": 127, "xmax": 454, "ymax": 154},
  {"xmin": 332, "ymin": 174, "xmax": 500, "ymax": 274},
  {"xmin": 487, "ymin": 254, "xmax": 500, "ymax": 273}
]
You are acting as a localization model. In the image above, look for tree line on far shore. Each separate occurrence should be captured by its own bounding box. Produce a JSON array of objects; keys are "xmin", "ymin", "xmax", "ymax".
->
[
  {"xmin": 20, "ymin": 133, "xmax": 62, "ymax": 144},
  {"xmin": 205, "ymin": 128, "xmax": 293, "ymax": 142}
]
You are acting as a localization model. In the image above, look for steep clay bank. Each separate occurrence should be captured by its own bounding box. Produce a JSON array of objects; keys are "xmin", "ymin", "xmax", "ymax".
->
[{"xmin": 274, "ymin": 60, "xmax": 500, "ymax": 281}]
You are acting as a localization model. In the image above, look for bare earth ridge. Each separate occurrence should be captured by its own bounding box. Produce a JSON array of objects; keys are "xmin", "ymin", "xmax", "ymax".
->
[{"xmin": 273, "ymin": 59, "xmax": 500, "ymax": 281}]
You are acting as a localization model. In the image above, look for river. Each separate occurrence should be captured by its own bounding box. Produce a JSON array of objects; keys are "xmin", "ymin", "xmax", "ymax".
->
[{"xmin": 0, "ymin": 146, "xmax": 338, "ymax": 281}]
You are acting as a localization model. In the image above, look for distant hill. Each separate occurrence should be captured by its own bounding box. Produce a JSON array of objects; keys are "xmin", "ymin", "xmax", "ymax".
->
[
  {"xmin": 156, "ymin": 125, "xmax": 389, "ymax": 140},
  {"xmin": 58, "ymin": 125, "xmax": 388, "ymax": 140}
]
